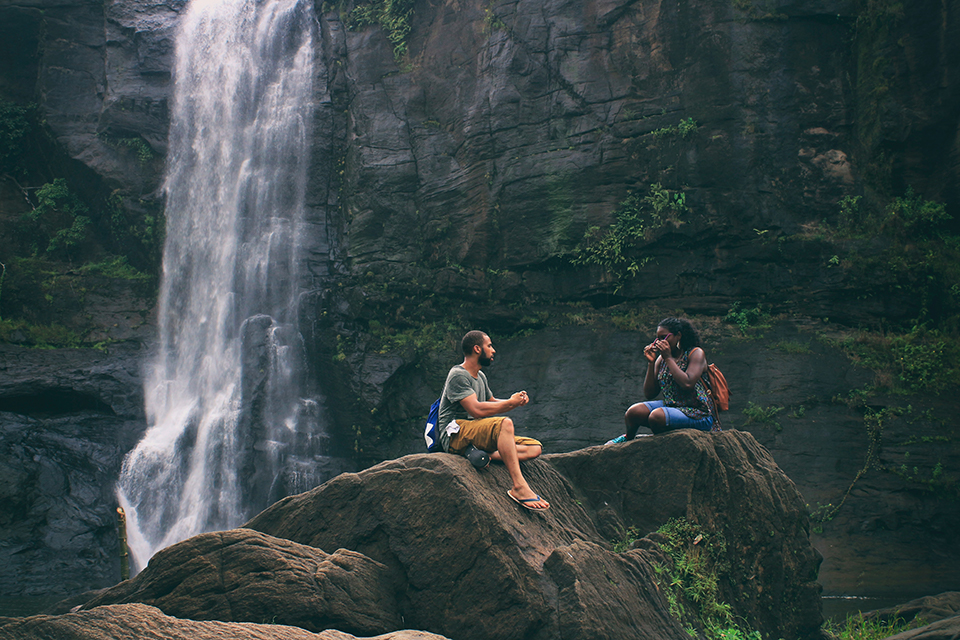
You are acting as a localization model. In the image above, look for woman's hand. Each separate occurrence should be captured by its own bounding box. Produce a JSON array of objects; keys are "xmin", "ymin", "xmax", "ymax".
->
[
  {"xmin": 653, "ymin": 339, "xmax": 672, "ymax": 358},
  {"xmin": 643, "ymin": 342, "xmax": 659, "ymax": 363}
]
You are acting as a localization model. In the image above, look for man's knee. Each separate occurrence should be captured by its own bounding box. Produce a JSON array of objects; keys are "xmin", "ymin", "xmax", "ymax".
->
[{"xmin": 500, "ymin": 417, "xmax": 515, "ymax": 435}]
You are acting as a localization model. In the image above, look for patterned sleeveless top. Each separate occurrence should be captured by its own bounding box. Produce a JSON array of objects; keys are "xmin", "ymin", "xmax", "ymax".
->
[{"xmin": 657, "ymin": 348, "xmax": 713, "ymax": 421}]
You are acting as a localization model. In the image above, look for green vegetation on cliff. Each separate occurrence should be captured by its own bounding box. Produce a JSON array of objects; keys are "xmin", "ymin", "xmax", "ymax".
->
[
  {"xmin": 648, "ymin": 518, "xmax": 762, "ymax": 640},
  {"xmin": 573, "ymin": 183, "xmax": 688, "ymax": 289},
  {"xmin": 346, "ymin": 0, "xmax": 415, "ymax": 60},
  {"xmin": 0, "ymin": 98, "xmax": 160, "ymax": 347}
]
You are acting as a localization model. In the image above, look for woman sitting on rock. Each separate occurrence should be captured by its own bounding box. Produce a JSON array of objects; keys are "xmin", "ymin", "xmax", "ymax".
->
[{"xmin": 609, "ymin": 317, "xmax": 718, "ymax": 442}]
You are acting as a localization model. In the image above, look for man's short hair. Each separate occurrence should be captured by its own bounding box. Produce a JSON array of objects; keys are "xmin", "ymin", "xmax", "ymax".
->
[{"xmin": 462, "ymin": 330, "xmax": 488, "ymax": 355}]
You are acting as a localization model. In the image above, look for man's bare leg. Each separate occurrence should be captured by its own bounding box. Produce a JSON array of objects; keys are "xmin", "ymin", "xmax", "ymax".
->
[
  {"xmin": 497, "ymin": 418, "xmax": 549, "ymax": 509},
  {"xmin": 490, "ymin": 442, "xmax": 542, "ymax": 462}
]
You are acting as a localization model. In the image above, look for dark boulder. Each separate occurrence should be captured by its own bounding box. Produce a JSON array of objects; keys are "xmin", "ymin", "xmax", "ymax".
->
[
  {"xmin": 0, "ymin": 603, "xmax": 449, "ymax": 640},
  {"xmin": 884, "ymin": 615, "xmax": 960, "ymax": 640},
  {"xmin": 81, "ymin": 529, "xmax": 401, "ymax": 637},
  {"xmin": 243, "ymin": 429, "xmax": 823, "ymax": 640},
  {"xmin": 864, "ymin": 592, "xmax": 960, "ymax": 627}
]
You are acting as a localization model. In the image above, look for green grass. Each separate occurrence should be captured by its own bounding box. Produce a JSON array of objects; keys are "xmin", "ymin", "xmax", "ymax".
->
[{"xmin": 824, "ymin": 611, "xmax": 925, "ymax": 640}]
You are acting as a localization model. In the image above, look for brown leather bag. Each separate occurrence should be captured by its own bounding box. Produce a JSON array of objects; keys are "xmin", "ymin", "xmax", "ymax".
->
[{"xmin": 703, "ymin": 363, "xmax": 729, "ymax": 412}]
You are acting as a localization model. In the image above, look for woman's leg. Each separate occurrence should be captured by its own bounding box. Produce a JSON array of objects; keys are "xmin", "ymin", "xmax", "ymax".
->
[
  {"xmin": 648, "ymin": 407, "xmax": 670, "ymax": 434},
  {"xmin": 658, "ymin": 407, "xmax": 714, "ymax": 432},
  {"xmin": 625, "ymin": 401, "xmax": 663, "ymax": 439}
]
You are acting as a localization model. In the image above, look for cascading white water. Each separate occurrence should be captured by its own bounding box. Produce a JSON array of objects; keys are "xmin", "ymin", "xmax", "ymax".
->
[{"xmin": 117, "ymin": 0, "xmax": 321, "ymax": 572}]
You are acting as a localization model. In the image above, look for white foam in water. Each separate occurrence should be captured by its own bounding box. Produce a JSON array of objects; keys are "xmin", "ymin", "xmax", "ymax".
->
[{"xmin": 116, "ymin": 0, "xmax": 318, "ymax": 573}]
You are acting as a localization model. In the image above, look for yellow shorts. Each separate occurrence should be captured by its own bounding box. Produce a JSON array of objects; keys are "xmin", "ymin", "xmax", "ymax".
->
[{"xmin": 448, "ymin": 416, "xmax": 542, "ymax": 454}]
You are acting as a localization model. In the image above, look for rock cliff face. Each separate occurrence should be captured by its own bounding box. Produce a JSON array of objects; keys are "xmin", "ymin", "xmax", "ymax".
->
[
  {"xmin": 0, "ymin": 343, "xmax": 147, "ymax": 601},
  {"xmin": 4, "ymin": 0, "xmax": 958, "ymax": 306}
]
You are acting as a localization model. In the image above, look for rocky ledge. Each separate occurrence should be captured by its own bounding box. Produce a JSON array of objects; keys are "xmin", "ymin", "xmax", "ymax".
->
[{"xmin": 4, "ymin": 429, "xmax": 827, "ymax": 640}]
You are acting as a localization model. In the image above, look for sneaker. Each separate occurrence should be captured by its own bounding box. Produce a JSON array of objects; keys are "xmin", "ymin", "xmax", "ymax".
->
[{"xmin": 605, "ymin": 434, "xmax": 628, "ymax": 444}]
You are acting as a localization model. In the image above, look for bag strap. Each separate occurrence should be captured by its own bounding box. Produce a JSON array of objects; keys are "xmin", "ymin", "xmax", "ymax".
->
[{"xmin": 701, "ymin": 364, "xmax": 722, "ymax": 431}]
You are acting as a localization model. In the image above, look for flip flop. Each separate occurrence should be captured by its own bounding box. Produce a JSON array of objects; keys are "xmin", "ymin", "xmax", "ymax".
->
[{"xmin": 507, "ymin": 490, "xmax": 550, "ymax": 511}]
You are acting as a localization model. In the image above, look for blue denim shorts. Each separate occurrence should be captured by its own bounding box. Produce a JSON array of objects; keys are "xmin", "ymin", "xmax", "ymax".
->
[{"xmin": 642, "ymin": 400, "xmax": 714, "ymax": 431}]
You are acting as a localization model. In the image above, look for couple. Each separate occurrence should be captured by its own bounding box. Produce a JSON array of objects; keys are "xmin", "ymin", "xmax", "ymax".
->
[{"xmin": 437, "ymin": 319, "xmax": 717, "ymax": 512}]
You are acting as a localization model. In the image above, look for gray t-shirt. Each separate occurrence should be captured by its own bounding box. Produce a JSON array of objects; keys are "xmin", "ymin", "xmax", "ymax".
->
[{"xmin": 438, "ymin": 364, "xmax": 492, "ymax": 452}]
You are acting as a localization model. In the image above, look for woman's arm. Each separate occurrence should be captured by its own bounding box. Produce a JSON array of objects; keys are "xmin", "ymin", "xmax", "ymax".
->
[
  {"xmin": 642, "ymin": 341, "xmax": 661, "ymax": 398},
  {"xmin": 660, "ymin": 347, "xmax": 706, "ymax": 390}
]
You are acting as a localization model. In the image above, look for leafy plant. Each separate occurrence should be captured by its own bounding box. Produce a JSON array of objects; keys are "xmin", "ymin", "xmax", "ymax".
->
[
  {"xmin": 652, "ymin": 118, "xmax": 699, "ymax": 139},
  {"xmin": 111, "ymin": 136, "xmax": 156, "ymax": 165},
  {"xmin": 348, "ymin": 0, "xmax": 415, "ymax": 60},
  {"xmin": 723, "ymin": 302, "xmax": 771, "ymax": 334},
  {"xmin": 612, "ymin": 525, "xmax": 642, "ymax": 552},
  {"xmin": 822, "ymin": 325, "xmax": 959, "ymax": 394},
  {"xmin": 573, "ymin": 183, "xmax": 687, "ymax": 289},
  {"xmin": 742, "ymin": 401, "xmax": 783, "ymax": 429},
  {"xmin": 20, "ymin": 179, "xmax": 93, "ymax": 261},
  {"xmin": 822, "ymin": 189, "xmax": 960, "ymax": 331},
  {"xmin": 838, "ymin": 194, "xmax": 863, "ymax": 229},
  {"xmin": 651, "ymin": 518, "xmax": 760, "ymax": 640}
]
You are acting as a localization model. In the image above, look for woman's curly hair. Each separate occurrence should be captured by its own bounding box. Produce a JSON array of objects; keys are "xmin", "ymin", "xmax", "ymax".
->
[{"xmin": 658, "ymin": 317, "xmax": 701, "ymax": 351}]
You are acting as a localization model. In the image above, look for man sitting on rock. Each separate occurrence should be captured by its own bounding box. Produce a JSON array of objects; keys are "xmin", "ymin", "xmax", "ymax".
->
[{"xmin": 438, "ymin": 330, "xmax": 550, "ymax": 511}]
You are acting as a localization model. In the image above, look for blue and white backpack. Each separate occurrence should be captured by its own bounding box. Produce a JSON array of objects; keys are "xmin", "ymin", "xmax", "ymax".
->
[{"xmin": 424, "ymin": 397, "xmax": 443, "ymax": 452}]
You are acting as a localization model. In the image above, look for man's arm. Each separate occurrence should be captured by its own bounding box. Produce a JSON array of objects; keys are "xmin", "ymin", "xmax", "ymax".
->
[{"xmin": 460, "ymin": 391, "xmax": 528, "ymax": 418}]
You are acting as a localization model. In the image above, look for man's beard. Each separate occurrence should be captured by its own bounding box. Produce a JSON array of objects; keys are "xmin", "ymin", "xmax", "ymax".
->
[{"xmin": 479, "ymin": 355, "xmax": 493, "ymax": 367}]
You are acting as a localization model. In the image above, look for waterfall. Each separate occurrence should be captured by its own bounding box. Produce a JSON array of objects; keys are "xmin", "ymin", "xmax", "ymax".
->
[{"xmin": 117, "ymin": 0, "xmax": 326, "ymax": 572}]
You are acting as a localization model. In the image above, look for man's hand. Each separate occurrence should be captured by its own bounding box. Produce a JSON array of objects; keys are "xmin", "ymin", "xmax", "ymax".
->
[{"xmin": 510, "ymin": 390, "xmax": 529, "ymax": 407}]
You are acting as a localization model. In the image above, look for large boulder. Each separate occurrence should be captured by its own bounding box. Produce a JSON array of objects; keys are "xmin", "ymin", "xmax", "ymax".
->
[
  {"xmin": 0, "ymin": 603, "xmax": 448, "ymax": 640},
  {"xmin": 80, "ymin": 529, "xmax": 401, "ymax": 636},
  {"xmin": 864, "ymin": 592, "xmax": 960, "ymax": 627},
  {"xmin": 885, "ymin": 616, "xmax": 960, "ymax": 640},
  {"xmin": 241, "ymin": 429, "xmax": 823, "ymax": 640}
]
